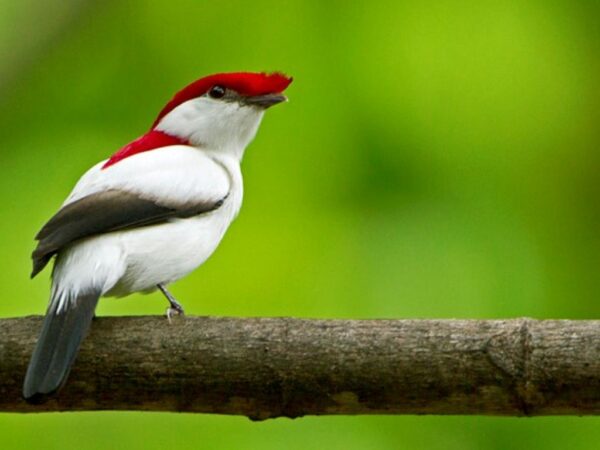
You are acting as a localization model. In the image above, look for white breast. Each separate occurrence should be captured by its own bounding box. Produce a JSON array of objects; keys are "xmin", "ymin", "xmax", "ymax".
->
[
  {"xmin": 52, "ymin": 147, "xmax": 244, "ymax": 301},
  {"xmin": 107, "ymin": 152, "xmax": 244, "ymax": 295}
]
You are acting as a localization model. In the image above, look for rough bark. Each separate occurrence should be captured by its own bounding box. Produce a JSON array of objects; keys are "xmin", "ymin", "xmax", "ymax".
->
[{"xmin": 0, "ymin": 316, "xmax": 598, "ymax": 418}]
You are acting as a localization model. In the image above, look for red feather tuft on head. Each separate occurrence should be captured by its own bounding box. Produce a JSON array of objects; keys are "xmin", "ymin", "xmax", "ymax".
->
[{"xmin": 152, "ymin": 72, "xmax": 293, "ymax": 128}]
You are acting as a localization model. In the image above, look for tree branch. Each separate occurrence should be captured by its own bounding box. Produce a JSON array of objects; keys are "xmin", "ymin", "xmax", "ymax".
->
[{"xmin": 0, "ymin": 316, "xmax": 598, "ymax": 418}]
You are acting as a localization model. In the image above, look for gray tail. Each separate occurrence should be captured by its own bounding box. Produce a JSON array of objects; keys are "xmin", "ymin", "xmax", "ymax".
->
[{"xmin": 23, "ymin": 290, "xmax": 100, "ymax": 403}]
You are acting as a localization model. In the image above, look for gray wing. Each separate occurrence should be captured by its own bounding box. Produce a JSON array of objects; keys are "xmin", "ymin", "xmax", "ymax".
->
[{"xmin": 31, "ymin": 189, "xmax": 227, "ymax": 278}]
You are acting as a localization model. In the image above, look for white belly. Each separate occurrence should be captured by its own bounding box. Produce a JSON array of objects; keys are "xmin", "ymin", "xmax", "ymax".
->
[
  {"xmin": 49, "ymin": 152, "xmax": 244, "ymax": 312},
  {"xmin": 52, "ymin": 193, "xmax": 240, "ymax": 300},
  {"xmin": 106, "ymin": 210, "xmax": 230, "ymax": 296}
]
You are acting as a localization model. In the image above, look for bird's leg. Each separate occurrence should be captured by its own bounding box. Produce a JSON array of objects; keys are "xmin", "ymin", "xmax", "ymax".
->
[{"xmin": 157, "ymin": 283, "xmax": 185, "ymax": 321}]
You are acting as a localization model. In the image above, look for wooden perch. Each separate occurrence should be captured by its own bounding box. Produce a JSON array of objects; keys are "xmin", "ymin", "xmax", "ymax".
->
[{"xmin": 0, "ymin": 316, "xmax": 598, "ymax": 418}]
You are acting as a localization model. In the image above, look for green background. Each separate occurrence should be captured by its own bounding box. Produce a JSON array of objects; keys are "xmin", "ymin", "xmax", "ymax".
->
[{"xmin": 1, "ymin": 0, "xmax": 598, "ymax": 448}]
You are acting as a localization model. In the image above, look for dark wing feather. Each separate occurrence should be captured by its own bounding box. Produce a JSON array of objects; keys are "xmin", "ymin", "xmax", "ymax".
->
[{"xmin": 31, "ymin": 189, "xmax": 227, "ymax": 278}]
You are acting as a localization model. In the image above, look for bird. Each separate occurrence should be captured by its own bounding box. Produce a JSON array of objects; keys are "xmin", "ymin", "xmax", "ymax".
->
[{"xmin": 23, "ymin": 71, "xmax": 293, "ymax": 402}]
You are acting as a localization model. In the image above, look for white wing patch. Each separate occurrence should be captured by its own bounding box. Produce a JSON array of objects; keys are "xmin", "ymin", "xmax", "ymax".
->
[{"xmin": 65, "ymin": 146, "xmax": 230, "ymax": 208}]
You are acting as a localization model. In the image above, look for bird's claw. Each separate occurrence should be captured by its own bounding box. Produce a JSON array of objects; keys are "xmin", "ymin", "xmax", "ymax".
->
[
  {"xmin": 158, "ymin": 284, "xmax": 185, "ymax": 323},
  {"xmin": 165, "ymin": 305, "xmax": 185, "ymax": 324}
]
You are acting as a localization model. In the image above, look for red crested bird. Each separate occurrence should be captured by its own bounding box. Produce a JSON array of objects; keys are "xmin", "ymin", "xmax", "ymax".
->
[{"xmin": 24, "ymin": 71, "xmax": 293, "ymax": 401}]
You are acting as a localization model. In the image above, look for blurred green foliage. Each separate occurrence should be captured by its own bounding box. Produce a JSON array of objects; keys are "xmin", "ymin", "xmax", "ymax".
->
[{"xmin": 0, "ymin": 0, "xmax": 598, "ymax": 448}]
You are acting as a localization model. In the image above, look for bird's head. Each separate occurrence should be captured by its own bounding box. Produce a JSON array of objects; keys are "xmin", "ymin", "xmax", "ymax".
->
[{"xmin": 153, "ymin": 72, "xmax": 292, "ymax": 156}]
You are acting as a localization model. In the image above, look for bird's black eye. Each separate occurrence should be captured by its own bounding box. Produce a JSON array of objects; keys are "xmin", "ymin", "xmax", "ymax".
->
[{"xmin": 209, "ymin": 85, "xmax": 226, "ymax": 99}]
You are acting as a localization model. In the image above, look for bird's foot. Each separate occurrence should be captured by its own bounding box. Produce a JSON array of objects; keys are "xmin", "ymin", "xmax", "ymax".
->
[
  {"xmin": 158, "ymin": 283, "xmax": 185, "ymax": 324},
  {"xmin": 165, "ymin": 304, "xmax": 185, "ymax": 323}
]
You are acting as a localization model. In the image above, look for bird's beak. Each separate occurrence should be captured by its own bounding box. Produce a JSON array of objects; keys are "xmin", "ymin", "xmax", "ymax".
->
[{"xmin": 244, "ymin": 93, "xmax": 287, "ymax": 109}]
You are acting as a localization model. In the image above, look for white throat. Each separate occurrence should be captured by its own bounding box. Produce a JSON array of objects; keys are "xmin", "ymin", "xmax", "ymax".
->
[{"xmin": 155, "ymin": 97, "xmax": 265, "ymax": 160}]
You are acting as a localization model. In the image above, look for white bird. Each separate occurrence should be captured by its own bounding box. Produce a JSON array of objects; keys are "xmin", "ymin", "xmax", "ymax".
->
[{"xmin": 23, "ymin": 71, "xmax": 292, "ymax": 401}]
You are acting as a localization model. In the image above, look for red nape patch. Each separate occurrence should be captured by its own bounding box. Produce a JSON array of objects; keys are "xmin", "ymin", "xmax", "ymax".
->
[
  {"xmin": 152, "ymin": 72, "xmax": 293, "ymax": 128},
  {"xmin": 102, "ymin": 131, "xmax": 188, "ymax": 169}
]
